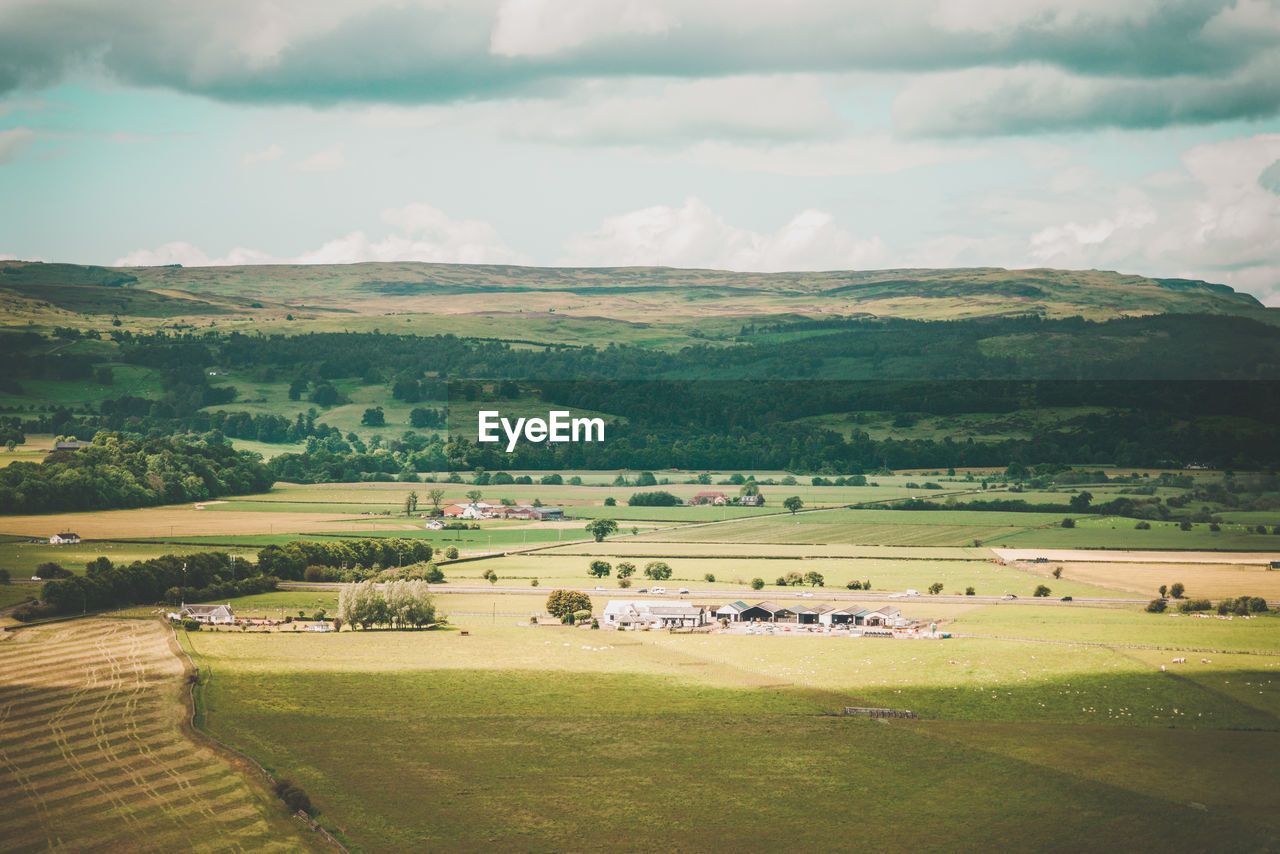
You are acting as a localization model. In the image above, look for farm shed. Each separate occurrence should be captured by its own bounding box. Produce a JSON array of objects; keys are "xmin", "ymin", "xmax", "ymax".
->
[
  {"xmin": 791, "ymin": 604, "xmax": 820, "ymax": 624},
  {"xmin": 49, "ymin": 532, "xmax": 81, "ymax": 545},
  {"xmin": 819, "ymin": 606, "xmax": 860, "ymax": 626},
  {"xmin": 739, "ymin": 602, "xmax": 793, "ymax": 622},
  {"xmin": 603, "ymin": 600, "xmax": 707, "ymax": 629},
  {"xmin": 716, "ymin": 601, "xmax": 750, "ymax": 621}
]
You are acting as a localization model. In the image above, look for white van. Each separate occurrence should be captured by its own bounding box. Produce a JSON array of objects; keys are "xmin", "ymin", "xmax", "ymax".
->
[{"xmin": 651, "ymin": 586, "xmax": 666, "ymax": 594}]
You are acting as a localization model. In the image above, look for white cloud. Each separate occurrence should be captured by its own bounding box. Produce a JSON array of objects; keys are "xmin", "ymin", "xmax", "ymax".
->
[
  {"xmin": 490, "ymin": 0, "xmax": 673, "ymax": 57},
  {"xmin": 297, "ymin": 204, "xmax": 524, "ymax": 265},
  {"xmin": 115, "ymin": 204, "xmax": 524, "ymax": 267},
  {"xmin": 242, "ymin": 142, "xmax": 285, "ymax": 164},
  {"xmin": 114, "ymin": 242, "xmax": 275, "ymax": 267},
  {"xmin": 561, "ymin": 197, "xmax": 886, "ymax": 271},
  {"xmin": 681, "ymin": 134, "xmax": 988, "ymax": 176},
  {"xmin": 505, "ymin": 76, "xmax": 841, "ymax": 145},
  {"xmin": 0, "ymin": 126, "xmax": 34, "ymax": 164},
  {"xmin": 294, "ymin": 144, "xmax": 344, "ymax": 172}
]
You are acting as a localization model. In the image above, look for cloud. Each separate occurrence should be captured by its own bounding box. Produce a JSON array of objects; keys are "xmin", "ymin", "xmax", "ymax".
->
[
  {"xmin": 114, "ymin": 242, "xmax": 275, "ymax": 267},
  {"xmin": 0, "ymin": 126, "xmax": 34, "ymax": 164},
  {"xmin": 561, "ymin": 197, "xmax": 886, "ymax": 271},
  {"xmin": 294, "ymin": 144, "xmax": 343, "ymax": 172},
  {"xmin": 115, "ymin": 203, "xmax": 524, "ymax": 268},
  {"xmin": 895, "ymin": 56, "xmax": 1280, "ymax": 137},
  {"xmin": 1, "ymin": 0, "xmax": 1278, "ymax": 137},
  {"xmin": 242, "ymin": 143, "xmax": 284, "ymax": 164}
]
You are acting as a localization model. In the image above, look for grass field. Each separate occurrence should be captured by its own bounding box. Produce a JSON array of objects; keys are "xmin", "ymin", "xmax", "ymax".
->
[
  {"xmin": 183, "ymin": 609, "xmax": 1280, "ymax": 852},
  {"xmin": 0, "ymin": 618, "xmax": 319, "ymax": 853}
]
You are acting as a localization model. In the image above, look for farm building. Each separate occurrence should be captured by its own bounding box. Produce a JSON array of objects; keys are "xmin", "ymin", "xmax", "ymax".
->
[
  {"xmin": 602, "ymin": 600, "xmax": 709, "ymax": 629},
  {"xmin": 739, "ymin": 494, "xmax": 764, "ymax": 506},
  {"xmin": 424, "ymin": 520, "xmax": 445, "ymax": 530},
  {"xmin": 739, "ymin": 602, "xmax": 794, "ymax": 622},
  {"xmin": 528, "ymin": 506, "xmax": 564, "ymax": 521},
  {"xmin": 818, "ymin": 606, "xmax": 861, "ymax": 626},
  {"xmin": 790, "ymin": 604, "xmax": 821, "ymax": 624},
  {"xmin": 49, "ymin": 532, "xmax": 81, "ymax": 545},
  {"xmin": 172, "ymin": 603, "xmax": 235, "ymax": 625},
  {"xmin": 689, "ymin": 491, "xmax": 728, "ymax": 505},
  {"xmin": 716, "ymin": 601, "xmax": 750, "ymax": 621},
  {"xmin": 53, "ymin": 440, "xmax": 92, "ymax": 451}
]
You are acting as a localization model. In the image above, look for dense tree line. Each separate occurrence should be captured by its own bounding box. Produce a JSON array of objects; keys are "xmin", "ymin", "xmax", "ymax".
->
[
  {"xmin": 0, "ymin": 433, "xmax": 273, "ymax": 513},
  {"xmin": 256, "ymin": 538, "xmax": 434, "ymax": 580},
  {"xmin": 15, "ymin": 551, "xmax": 271, "ymax": 621}
]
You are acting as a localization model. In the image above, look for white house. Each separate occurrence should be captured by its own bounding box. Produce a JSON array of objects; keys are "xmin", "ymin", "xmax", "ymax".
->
[
  {"xmin": 49, "ymin": 532, "xmax": 81, "ymax": 545},
  {"xmin": 602, "ymin": 600, "xmax": 709, "ymax": 629},
  {"xmin": 424, "ymin": 520, "xmax": 446, "ymax": 530},
  {"xmin": 171, "ymin": 603, "xmax": 236, "ymax": 625}
]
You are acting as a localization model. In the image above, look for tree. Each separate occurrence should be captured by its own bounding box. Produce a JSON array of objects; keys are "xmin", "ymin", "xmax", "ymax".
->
[
  {"xmin": 444, "ymin": 546, "xmax": 459, "ymax": 560},
  {"xmin": 751, "ymin": 577, "xmax": 764, "ymax": 590},
  {"xmin": 588, "ymin": 560, "xmax": 612, "ymax": 578},
  {"xmin": 1061, "ymin": 517, "xmax": 1076, "ymax": 528},
  {"xmin": 1169, "ymin": 582, "xmax": 1185, "ymax": 599},
  {"xmin": 604, "ymin": 497, "xmax": 616, "ymax": 506},
  {"xmin": 404, "ymin": 490, "xmax": 418, "ymax": 516},
  {"xmin": 34, "ymin": 562, "xmax": 72, "ymax": 579},
  {"xmin": 616, "ymin": 562, "xmax": 635, "ymax": 578},
  {"xmin": 1052, "ymin": 566, "xmax": 1063, "ymax": 579},
  {"xmin": 783, "ymin": 496, "xmax": 804, "ymax": 514},
  {"xmin": 635, "ymin": 471, "xmax": 657, "ymax": 486},
  {"xmin": 1069, "ymin": 491, "xmax": 1093, "ymax": 512},
  {"xmin": 803, "ymin": 571, "xmax": 825, "ymax": 587},
  {"xmin": 0, "ymin": 568, "xmax": 8, "ymax": 584},
  {"xmin": 1179, "ymin": 520, "xmax": 1192, "ymax": 531},
  {"xmin": 739, "ymin": 479, "xmax": 760, "ymax": 497},
  {"xmin": 546, "ymin": 589, "xmax": 591, "ymax": 622},
  {"xmin": 704, "ymin": 573, "xmax": 716, "ymax": 583},
  {"xmin": 1146, "ymin": 598, "xmax": 1167, "ymax": 613},
  {"xmin": 964, "ymin": 586, "xmax": 975, "ymax": 596},
  {"xmin": 782, "ymin": 571, "xmax": 803, "ymax": 586},
  {"xmin": 466, "ymin": 489, "xmax": 483, "ymax": 504},
  {"xmin": 586, "ymin": 519, "xmax": 618, "ymax": 542},
  {"xmin": 1158, "ymin": 584, "xmax": 1167, "ymax": 598},
  {"xmin": 1033, "ymin": 585, "xmax": 1051, "ymax": 597},
  {"xmin": 927, "ymin": 582, "xmax": 944, "ymax": 594},
  {"xmin": 643, "ymin": 561, "xmax": 673, "ymax": 580},
  {"xmin": 482, "ymin": 568, "xmax": 498, "ymax": 585}
]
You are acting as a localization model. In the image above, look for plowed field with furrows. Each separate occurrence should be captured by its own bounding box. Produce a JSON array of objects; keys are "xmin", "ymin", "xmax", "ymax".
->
[{"xmin": 0, "ymin": 619, "xmax": 311, "ymax": 853}]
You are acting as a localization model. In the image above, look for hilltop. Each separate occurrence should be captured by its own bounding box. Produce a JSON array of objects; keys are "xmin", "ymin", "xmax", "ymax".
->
[{"xmin": 0, "ymin": 261, "xmax": 1269, "ymax": 347}]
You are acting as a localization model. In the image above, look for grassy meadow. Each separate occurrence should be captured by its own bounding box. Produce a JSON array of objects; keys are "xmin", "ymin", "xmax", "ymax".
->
[{"xmin": 182, "ymin": 604, "xmax": 1280, "ymax": 852}]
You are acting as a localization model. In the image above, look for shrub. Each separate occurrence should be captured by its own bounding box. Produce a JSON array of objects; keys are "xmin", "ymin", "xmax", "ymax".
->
[
  {"xmin": 1061, "ymin": 518, "xmax": 1075, "ymax": 529},
  {"xmin": 1178, "ymin": 598, "xmax": 1212, "ymax": 613},
  {"xmin": 704, "ymin": 573, "xmax": 716, "ymax": 583},
  {"xmin": 1052, "ymin": 566, "xmax": 1063, "ymax": 579},
  {"xmin": 1135, "ymin": 521, "xmax": 1151, "ymax": 529},
  {"xmin": 423, "ymin": 565, "xmax": 445, "ymax": 584},
  {"xmin": 1033, "ymin": 585, "xmax": 1051, "ymax": 597},
  {"xmin": 1169, "ymin": 582, "xmax": 1185, "ymax": 599},
  {"xmin": 618, "ymin": 577, "xmax": 631, "ymax": 588},
  {"xmin": 444, "ymin": 546, "xmax": 459, "ymax": 560},
  {"xmin": 604, "ymin": 497, "xmax": 617, "ymax": 506},
  {"xmin": 927, "ymin": 582, "xmax": 944, "ymax": 595},
  {"xmin": 751, "ymin": 578, "xmax": 764, "ymax": 590},
  {"xmin": 846, "ymin": 580, "xmax": 862, "ymax": 590},
  {"xmin": 182, "ymin": 618, "xmax": 202, "ymax": 631},
  {"xmin": 965, "ymin": 587, "xmax": 975, "ymax": 596},
  {"xmin": 1145, "ymin": 598, "xmax": 1167, "ymax": 613},
  {"xmin": 1179, "ymin": 520, "xmax": 1193, "ymax": 531}
]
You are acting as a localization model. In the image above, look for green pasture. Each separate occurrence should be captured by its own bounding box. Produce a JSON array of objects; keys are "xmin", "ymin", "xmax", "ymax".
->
[
  {"xmin": 448, "ymin": 552, "xmax": 1127, "ymax": 599},
  {"xmin": 0, "ymin": 540, "xmax": 262, "ymax": 578},
  {"xmin": 187, "ymin": 617, "xmax": 1280, "ymax": 852}
]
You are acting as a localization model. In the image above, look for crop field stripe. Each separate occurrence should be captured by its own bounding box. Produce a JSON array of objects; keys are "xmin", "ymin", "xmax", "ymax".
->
[{"xmin": 0, "ymin": 618, "xmax": 319, "ymax": 853}]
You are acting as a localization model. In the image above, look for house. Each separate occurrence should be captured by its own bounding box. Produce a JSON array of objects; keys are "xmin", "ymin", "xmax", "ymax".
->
[
  {"xmin": 602, "ymin": 600, "xmax": 708, "ymax": 629},
  {"xmin": 49, "ymin": 532, "xmax": 81, "ymax": 545},
  {"xmin": 739, "ymin": 601, "xmax": 794, "ymax": 622},
  {"xmin": 173, "ymin": 603, "xmax": 235, "ymax": 625},
  {"xmin": 716, "ymin": 601, "xmax": 750, "ymax": 622},
  {"xmin": 424, "ymin": 520, "xmax": 445, "ymax": 530},
  {"xmin": 739, "ymin": 494, "xmax": 764, "ymax": 506},
  {"xmin": 689, "ymin": 491, "xmax": 728, "ymax": 506}
]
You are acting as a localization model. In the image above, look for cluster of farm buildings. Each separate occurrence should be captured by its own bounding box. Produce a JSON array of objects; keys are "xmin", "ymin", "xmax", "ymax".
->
[
  {"xmin": 601, "ymin": 599, "xmax": 905, "ymax": 631},
  {"xmin": 437, "ymin": 502, "xmax": 565, "ymax": 521}
]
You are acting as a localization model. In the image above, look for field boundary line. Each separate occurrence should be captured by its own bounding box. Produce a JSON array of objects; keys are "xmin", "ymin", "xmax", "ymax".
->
[{"xmin": 165, "ymin": 622, "xmax": 352, "ymax": 854}]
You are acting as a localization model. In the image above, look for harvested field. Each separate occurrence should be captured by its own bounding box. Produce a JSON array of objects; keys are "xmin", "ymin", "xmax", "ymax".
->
[
  {"xmin": 0, "ymin": 618, "xmax": 316, "ymax": 853},
  {"xmin": 0, "ymin": 506, "xmax": 365, "ymax": 540}
]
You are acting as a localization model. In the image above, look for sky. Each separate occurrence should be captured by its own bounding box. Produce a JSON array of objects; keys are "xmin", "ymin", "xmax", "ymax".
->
[{"xmin": 2, "ymin": 0, "xmax": 1280, "ymax": 304}]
